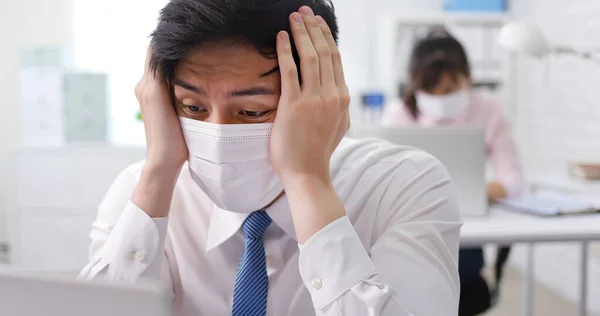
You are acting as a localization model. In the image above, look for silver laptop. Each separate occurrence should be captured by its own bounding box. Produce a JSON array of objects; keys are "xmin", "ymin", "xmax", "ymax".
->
[
  {"xmin": 349, "ymin": 126, "xmax": 487, "ymax": 216},
  {"xmin": 0, "ymin": 268, "xmax": 171, "ymax": 316}
]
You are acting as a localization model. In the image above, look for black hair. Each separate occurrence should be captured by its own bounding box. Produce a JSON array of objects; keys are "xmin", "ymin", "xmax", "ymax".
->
[
  {"xmin": 403, "ymin": 27, "xmax": 471, "ymax": 120},
  {"xmin": 149, "ymin": 0, "xmax": 339, "ymax": 84}
]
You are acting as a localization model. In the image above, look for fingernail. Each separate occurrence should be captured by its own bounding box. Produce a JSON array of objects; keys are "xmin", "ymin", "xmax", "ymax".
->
[
  {"xmin": 299, "ymin": 6, "xmax": 314, "ymax": 16},
  {"xmin": 279, "ymin": 31, "xmax": 289, "ymax": 41},
  {"xmin": 291, "ymin": 12, "xmax": 303, "ymax": 23}
]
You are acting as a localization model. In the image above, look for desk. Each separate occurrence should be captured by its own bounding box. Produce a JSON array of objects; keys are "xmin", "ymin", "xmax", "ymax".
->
[{"xmin": 462, "ymin": 208, "xmax": 600, "ymax": 316}]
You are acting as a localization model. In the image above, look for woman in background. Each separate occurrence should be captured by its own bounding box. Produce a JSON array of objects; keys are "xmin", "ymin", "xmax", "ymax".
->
[
  {"xmin": 383, "ymin": 29, "xmax": 525, "ymax": 315},
  {"xmin": 383, "ymin": 29, "xmax": 523, "ymax": 202}
]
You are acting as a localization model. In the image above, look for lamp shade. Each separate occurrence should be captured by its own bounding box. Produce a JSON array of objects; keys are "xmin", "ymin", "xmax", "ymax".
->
[{"xmin": 497, "ymin": 21, "xmax": 552, "ymax": 58}]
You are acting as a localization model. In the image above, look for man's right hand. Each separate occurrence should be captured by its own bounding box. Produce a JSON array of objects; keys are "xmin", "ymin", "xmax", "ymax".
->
[
  {"xmin": 135, "ymin": 47, "xmax": 188, "ymax": 170},
  {"xmin": 131, "ymin": 47, "xmax": 188, "ymax": 218}
]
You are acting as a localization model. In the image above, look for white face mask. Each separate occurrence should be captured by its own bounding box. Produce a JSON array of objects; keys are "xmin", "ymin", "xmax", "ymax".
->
[
  {"xmin": 179, "ymin": 117, "xmax": 284, "ymax": 214},
  {"xmin": 415, "ymin": 88, "xmax": 470, "ymax": 120}
]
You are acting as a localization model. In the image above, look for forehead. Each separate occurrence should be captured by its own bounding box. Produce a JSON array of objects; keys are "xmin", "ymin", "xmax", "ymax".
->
[
  {"xmin": 437, "ymin": 72, "xmax": 460, "ymax": 85},
  {"xmin": 176, "ymin": 41, "xmax": 278, "ymax": 83},
  {"xmin": 422, "ymin": 71, "xmax": 462, "ymax": 88}
]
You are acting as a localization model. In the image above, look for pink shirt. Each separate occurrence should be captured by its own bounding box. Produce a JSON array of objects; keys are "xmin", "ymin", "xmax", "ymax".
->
[{"xmin": 382, "ymin": 91, "xmax": 524, "ymax": 198}]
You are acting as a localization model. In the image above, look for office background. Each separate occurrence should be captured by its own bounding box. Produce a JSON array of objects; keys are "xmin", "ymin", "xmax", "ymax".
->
[{"xmin": 1, "ymin": 0, "xmax": 600, "ymax": 314}]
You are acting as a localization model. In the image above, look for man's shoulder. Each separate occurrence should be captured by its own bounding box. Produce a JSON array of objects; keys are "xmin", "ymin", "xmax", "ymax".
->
[
  {"xmin": 332, "ymin": 136, "xmax": 455, "ymax": 221},
  {"xmin": 331, "ymin": 136, "xmax": 449, "ymax": 195},
  {"xmin": 332, "ymin": 136, "xmax": 442, "ymax": 171}
]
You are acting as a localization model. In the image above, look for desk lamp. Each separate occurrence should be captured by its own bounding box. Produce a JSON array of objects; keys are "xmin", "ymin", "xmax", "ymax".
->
[{"xmin": 497, "ymin": 21, "xmax": 600, "ymax": 64}]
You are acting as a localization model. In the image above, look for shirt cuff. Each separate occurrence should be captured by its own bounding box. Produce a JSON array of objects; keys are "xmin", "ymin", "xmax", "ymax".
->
[
  {"xmin": 99, "ymin": 201, "xmax": 169, "ymax": 280},
  {"xmin": 298, "ymin": 216, "xmax": 378, "ymax": 309}
]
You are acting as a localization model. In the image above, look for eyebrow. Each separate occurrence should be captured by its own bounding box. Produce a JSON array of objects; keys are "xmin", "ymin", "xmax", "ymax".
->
[
  {"xmin": 260, "ymin": 66, "xmax": 279, "ymax": 77},
  {"xmin": 174, "ymin": 66, "xmax": 279, "ymax": 98},
  {"xmin": 174, "ymin": 78, "xmax": 204, "ymax": 95}
]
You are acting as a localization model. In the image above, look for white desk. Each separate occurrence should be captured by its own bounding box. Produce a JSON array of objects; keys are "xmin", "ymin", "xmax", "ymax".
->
[{"xmin": 462, "ymin": 208, "xmax": 600, "ymax": 316}]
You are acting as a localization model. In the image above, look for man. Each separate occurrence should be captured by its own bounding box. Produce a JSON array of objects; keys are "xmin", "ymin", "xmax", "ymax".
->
[{"xmin": 80, "ymin": 0, "xmax": 462, "ymax": 315}]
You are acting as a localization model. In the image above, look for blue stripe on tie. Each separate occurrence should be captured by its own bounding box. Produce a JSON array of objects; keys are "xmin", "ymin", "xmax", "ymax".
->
[{"xmin": 232, "ymin": 211, "xmax": 272, "ymax": 316}]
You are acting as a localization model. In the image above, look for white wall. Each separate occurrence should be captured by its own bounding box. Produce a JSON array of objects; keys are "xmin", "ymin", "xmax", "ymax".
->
[
  {"xmin": 72, "ymin": 0, "xmax": 167, "ymax": 146},
  {"xmin": 507, "ymin": 0, "xmax": 600, "ymax": 312},
  {"xmin": 511, "ymin": 0, "xmax": 600, "ymax": 174},
  {"xmin": 0, "ymin": 0, "xmax": 73, "ymax": 242},
  {"xmin": 0, "ymin": 0, "xmax": 20, "ymax": 244}
]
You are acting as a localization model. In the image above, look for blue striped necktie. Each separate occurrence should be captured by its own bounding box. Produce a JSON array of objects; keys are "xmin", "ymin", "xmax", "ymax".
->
[{"xmin": 232, "ymin": 211, "xmax": 272, "ymax": 316}]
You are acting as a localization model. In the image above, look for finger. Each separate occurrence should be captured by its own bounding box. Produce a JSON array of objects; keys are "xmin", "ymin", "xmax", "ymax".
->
[
  {"xmin": 144, "ymin": 45, "xmax": 166, "ymax": 83},
  {"xmin": 276, "ymin": 31, "xmax": 301, "ymax": 99},
  {"xmin": 135, "ymin": 47, "xmax": 153, "ymax": 99},
  {"xmin": 289, "ymin": 11, "xmax": 320, "ymax": 93},
  {"xmin": 316, "ymin": 15, "xmax": 347, "ymax": 89},
  {"xmin": 299, "ymin": 7, "xmax": 335, "ymax": 91},
  {"xmin": 144, "ymin": 46, "xmax": 153, "ymax": 76}
]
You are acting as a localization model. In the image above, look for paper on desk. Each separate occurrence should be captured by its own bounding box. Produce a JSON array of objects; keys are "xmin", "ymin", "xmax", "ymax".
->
[{"xmin": 500, "ymin": 195, "xmax": 598, "ymax": 216}]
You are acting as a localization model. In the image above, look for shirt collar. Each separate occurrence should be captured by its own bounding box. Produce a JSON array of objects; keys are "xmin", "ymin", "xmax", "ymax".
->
[{"xmin": 205, "ymin": 194, "xmax": 297, "ymax": 251}]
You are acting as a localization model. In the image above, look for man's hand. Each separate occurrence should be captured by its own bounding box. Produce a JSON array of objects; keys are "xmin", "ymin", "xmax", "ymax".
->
[
  {"xmin": 270, "ymin": 6, "xmax": 350, "ymax": 243},
  {"xmin": 270, "ymin": 6, "xmax": 350, "ymax": 184},
  {"xmin": 131, "ymin": 47, "xmax": 188, "ymax": 218},
  {"xmin": 135, "ymin": 47, "xmax": 188, "ymax": 170}
]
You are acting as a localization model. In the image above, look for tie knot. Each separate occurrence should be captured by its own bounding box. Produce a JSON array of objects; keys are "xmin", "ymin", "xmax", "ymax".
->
[{"xmin": 242, "ymin": 211, "xmax": 272, "ymax": 239}]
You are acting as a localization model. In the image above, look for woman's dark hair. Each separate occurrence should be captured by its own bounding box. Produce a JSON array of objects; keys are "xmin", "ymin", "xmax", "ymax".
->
[
  {"xmin": 403, "ymin": 28, "xmax": 471, "ymax": 120},
  {"xmin": 149, "ymin": 0, "xmax": 338, "ymax": 84}
]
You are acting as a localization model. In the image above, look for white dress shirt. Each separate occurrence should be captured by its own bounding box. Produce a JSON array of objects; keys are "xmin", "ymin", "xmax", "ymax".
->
[{"xmin": 80, "ymin": 137, "xmax": 462, "ymax": 316}]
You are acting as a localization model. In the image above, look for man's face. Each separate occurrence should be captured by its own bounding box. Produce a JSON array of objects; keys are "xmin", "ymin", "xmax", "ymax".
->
[{"xmin": 173, "ymin": 41, "xmax": 281, "ymax": 124}]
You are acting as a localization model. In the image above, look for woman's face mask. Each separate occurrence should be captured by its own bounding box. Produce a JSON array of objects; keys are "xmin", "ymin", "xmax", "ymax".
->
[
  {"xmin": 414, "ymin": 71, "xmax": 471, "ymax": 120},
  {"xmin": 416, "ymin": 88, "xmax": 470, "ymax": 120}
]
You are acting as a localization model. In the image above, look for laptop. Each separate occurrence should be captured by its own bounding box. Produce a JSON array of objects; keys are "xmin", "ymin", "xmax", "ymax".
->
[
  {"xmin": 349, "ymin": 126, "xmax": 487, "ymax": 216},
  {"xmin": 0, "ymin": 268, "xmax": 171, "ymax": 316}
]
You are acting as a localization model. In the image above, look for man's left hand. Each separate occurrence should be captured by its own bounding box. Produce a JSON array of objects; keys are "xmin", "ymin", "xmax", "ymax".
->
[{"xmin": 270, "ymin": 6, "xmax": 350, "ymax": 185}]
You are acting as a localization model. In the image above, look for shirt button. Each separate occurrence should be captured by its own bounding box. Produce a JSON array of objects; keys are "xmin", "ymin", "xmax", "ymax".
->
[
  {"xmin": 311, "ymin": 278, "xmax": 323, "ymax": 290},
  {"xmin": 134, "ymin": 250, "xmax": 146, "ymax": 262}
]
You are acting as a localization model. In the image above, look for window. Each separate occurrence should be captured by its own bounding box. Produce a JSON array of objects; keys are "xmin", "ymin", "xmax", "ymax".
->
[{"xmin": 72, "ymin": 0, "xmax": 168, "ymax": 145}]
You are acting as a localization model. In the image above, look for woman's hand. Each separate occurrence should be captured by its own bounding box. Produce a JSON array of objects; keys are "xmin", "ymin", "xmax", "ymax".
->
[
  {"xmin": 487, "ymin": 181, "xmax": 508, "ymax": 203},
  {"xmin": 270, "ymin": 6, "xmax": 350, "ymax": 185}
]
